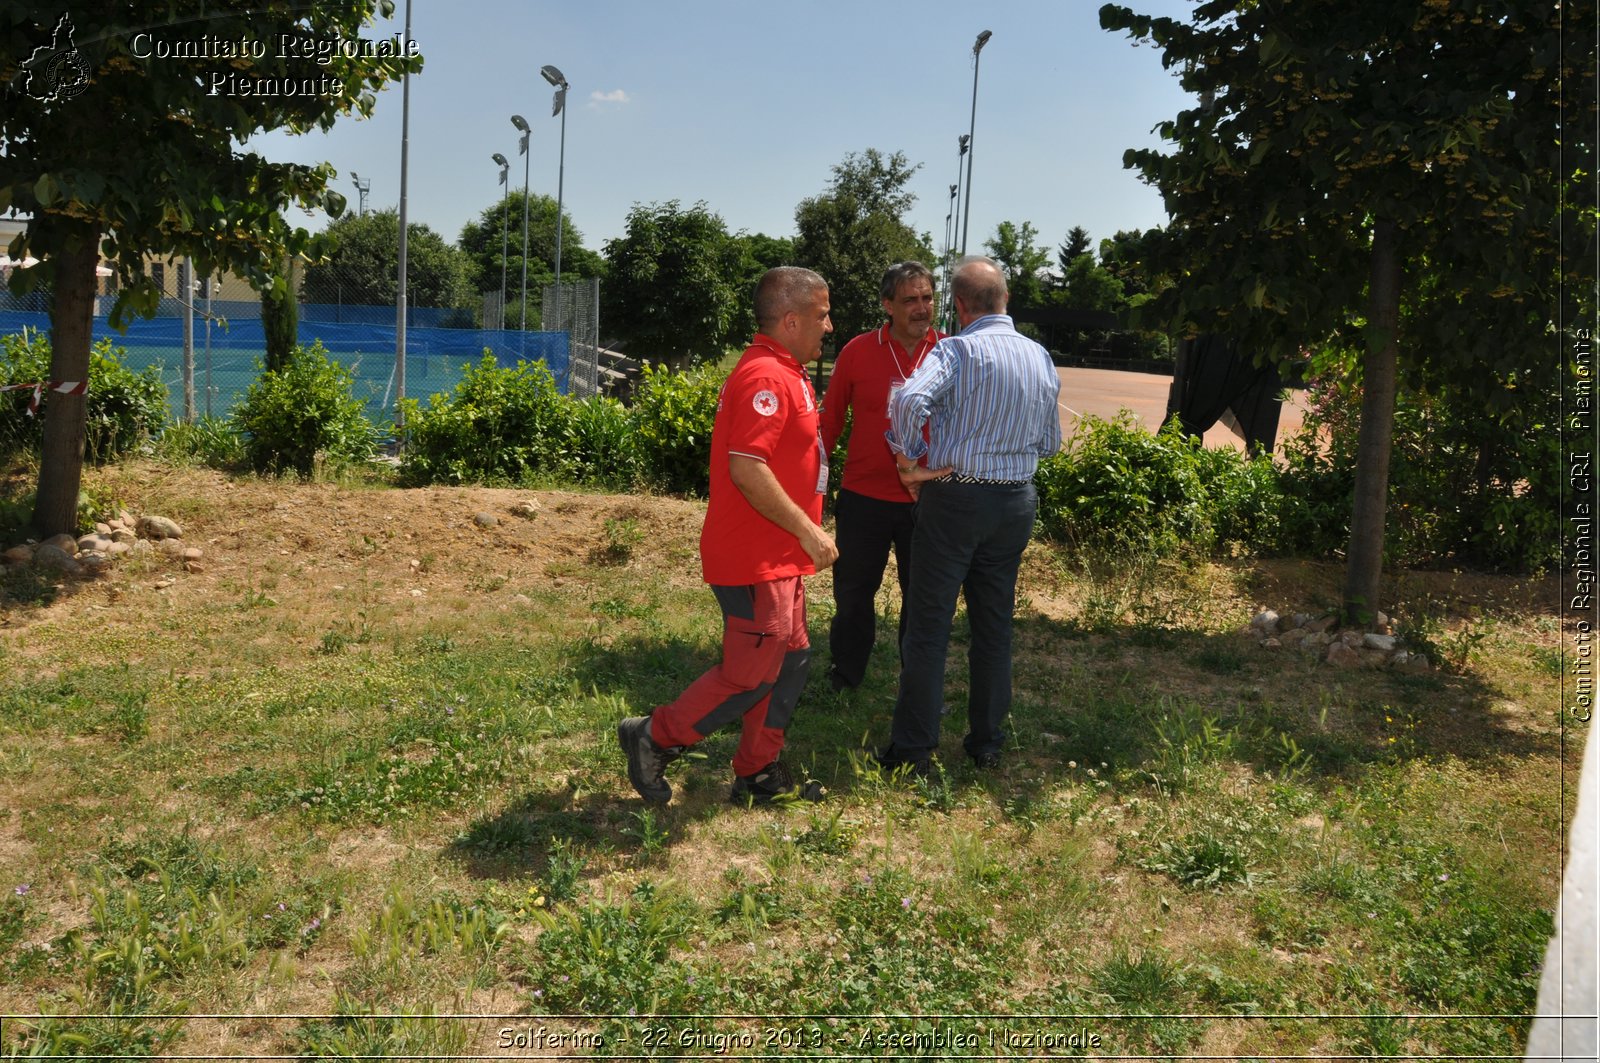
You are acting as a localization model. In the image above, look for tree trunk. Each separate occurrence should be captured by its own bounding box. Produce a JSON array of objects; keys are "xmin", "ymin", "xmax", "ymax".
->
[
  {"xmin": 1341, "ymin": 217, "xmax": 1402, "ymax": 626},
  {"xmin": 32, "ymin": 223, "xmax": 100, "ymax": 538}
]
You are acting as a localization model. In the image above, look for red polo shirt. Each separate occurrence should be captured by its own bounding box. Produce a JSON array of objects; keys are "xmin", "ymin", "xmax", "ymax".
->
[
  {"xmin": 820, "ymin": 324, "xmax": 944, "ymax": 502},
  {"xmin": 701, "ymin": 335, "xmax": 825, "ymax": 586}
]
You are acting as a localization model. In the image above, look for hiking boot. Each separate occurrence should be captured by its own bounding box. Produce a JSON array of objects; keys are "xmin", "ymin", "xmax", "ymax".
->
[
  {"xmin": 730, "ymin": 761, "xmax": 825, "ymax": 805},
  {"xmin": 617, "ymin": 715, "xmax": 680, "ymax": 804}
]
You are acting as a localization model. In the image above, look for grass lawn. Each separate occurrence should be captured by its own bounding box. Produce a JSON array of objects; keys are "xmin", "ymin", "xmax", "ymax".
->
[{"xmin": 0, "ymin": 460, "xmax": 1576, "ymax": 1059}]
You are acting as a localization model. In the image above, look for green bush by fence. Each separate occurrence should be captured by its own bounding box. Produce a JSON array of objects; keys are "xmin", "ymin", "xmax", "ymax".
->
[
  {"xmin": 1274, "ymin": 375, "xmax": 1558, "ymax": 573},
  {"xmin": 0, "ymin": 332, "xmax": 168, "ymax": 463},
  {"xmin": 233, "ymin": 342, "xmax": 379, "ymax": 478},
  {"xmin": 399, "ymin": 356, "xmax": 580, "ymax": 486},
  {"xmin": 629, "ymin": 361, "xmax": 726, "ymax": 497},
  {"xmin": 3, "ymin": 323, "xmax": 1552, "ymax": 574},
  {"xmin": 398, "ymin": 357, "xmax": 726, "ymax": 494},
  {"xmin": 1034, "ymin": 414, "xmax": 1281, "ymax": 557}
]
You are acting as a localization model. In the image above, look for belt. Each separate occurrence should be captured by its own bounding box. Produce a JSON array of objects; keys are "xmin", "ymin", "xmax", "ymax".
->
[{"xmin": 948, "ymin": 472, "xmax": 1030, "ymax": 486}]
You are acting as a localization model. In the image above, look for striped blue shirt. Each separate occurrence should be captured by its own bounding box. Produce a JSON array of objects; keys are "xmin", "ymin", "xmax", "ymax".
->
[{"xmin": 886, "ymin": 314, "xmax": 1062, "ymax": 481}]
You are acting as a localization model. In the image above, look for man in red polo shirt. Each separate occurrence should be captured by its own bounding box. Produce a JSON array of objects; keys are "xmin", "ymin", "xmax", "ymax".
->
[
  {"xmin": 819, "ymin": 261, "xmax": 944, "ymax": 691},
  {"xmin": 618, "ymin": 266, "xmax": 839, "ymax": 805}
]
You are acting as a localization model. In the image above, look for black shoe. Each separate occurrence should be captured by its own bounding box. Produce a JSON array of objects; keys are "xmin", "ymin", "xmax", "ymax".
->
[
  {"xmin": 869, "ymin": 745, "xmax": 934, "ymax": 779},
  {"xmin": 828, "ymin": 668, "xmax": 857, "ymax": 693},
  {"xmin": 617, "ymin": 715, "xmax": 681, "ymax": 804},
  {"xmin": 970, "ymin": 751, "xmax": 1002, "ymax": 770},
  {"xmin": 730, "ymin": 761, "xmax": 825, "ymax": 805}
]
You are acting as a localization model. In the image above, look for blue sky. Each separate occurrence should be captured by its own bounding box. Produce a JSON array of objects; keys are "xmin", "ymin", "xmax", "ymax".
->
[{"xmin": 253, "ymin": 0, "xmax": 1198, "ymax": 261}]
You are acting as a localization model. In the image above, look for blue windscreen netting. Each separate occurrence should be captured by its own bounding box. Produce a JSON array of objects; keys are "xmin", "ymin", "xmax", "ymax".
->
[{"xmin": 0, "ymin": 310, "xmax": 570, "ymax": 424}]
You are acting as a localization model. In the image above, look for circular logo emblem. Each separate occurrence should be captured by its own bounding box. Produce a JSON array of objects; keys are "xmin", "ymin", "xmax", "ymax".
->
[
  {"xmin": 47, "ymin": 50, "xmax": 90, "ymax": 100},
  {"xmin": 752, "ymin": 390, "xmax": 779, "ymax": 417}
]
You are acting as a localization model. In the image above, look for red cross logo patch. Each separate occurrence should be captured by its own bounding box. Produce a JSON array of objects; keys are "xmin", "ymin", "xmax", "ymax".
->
[{"xmin": 752, "ymin": 389, "xmax": 779, "ymax": 417}]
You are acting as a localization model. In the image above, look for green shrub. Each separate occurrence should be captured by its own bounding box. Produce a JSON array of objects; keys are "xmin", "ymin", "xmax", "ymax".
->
[
  {"xmin": 1190, "ymin": 443, "xmax": 1285, "ymax": 550},
  {"xmin": 1035, "ymin": 414, "xmax": 1219, "ymax": 555},
  {"xmin": 0, "ymin": 332, "xmax": 168, "ymax": 462},
  {"xmin": 398, "ymin": 355, "xmax": 574, "ymax": 486},
  {"xmin": 1273, "ymin": 385, "xmax": 1356, "ymax": 561},
  {"xmin": 157, "ymin": 416, "xmax": 246, "ymax": 469},
  {"xmin": 566, "ymin": 395, "xmax": 638, "ymax": 489},
  {"xmin": 631, "ymin": 360, "xmax": 726, "ymax": 496},
  {"xmin": 1275, "ymin": 374, "xmax": 1558, "ymax": 572},
  {"xmin": 231, "ymin": 341, "xmax": 378, "ymax": 478}
]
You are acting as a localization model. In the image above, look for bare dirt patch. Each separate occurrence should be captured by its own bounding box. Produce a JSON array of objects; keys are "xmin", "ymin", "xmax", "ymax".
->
[{"xmin": 2, "ymin": 462, "xmax": 708, "ymax": 638}]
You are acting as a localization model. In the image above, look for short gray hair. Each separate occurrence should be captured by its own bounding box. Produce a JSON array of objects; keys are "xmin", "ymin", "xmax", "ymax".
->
[
  {"xmin": 952, "ymin": 256, "xmax": 1007, "ymax": 314},
  {"xmin": 879, "ymin": 261, "xmax": 935, "ymax": 301},
  {"xmin": 754, "ymin": 266, "xmax": 828, "ymax": 332}
]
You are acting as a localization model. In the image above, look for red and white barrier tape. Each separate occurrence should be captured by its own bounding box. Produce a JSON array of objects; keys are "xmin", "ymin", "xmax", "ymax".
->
[{"xmin": 0, "ymin": 380, "xmax": 87, "ymax": 416}]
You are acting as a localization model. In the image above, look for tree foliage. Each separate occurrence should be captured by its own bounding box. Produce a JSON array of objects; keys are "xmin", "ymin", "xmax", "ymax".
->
[
  {"xmin": 457, "ymin": 190, "xmax": 601, "ymax": 329},
  {"xmin": 1100, "ymin": 0, "xmax": 1587, "ymax": 617},
  {"xmin": 0, "ymin": 2, "xmax": 418, "ymax": 534},
  {"xmin": 1059, "ymin": 253, "xmax": 1127, "ymax": 314},
  {"xmin": 794, "ymin": 150, "xmax": 934, "ymax": 344},
  {"xmin": 1058, "ymin": 226, "xmax": 1093, "ymax": 273},
  {"xmin": 984, "ymin": 220, "xmax": 1052, "ymax": 311},
  {"xmin": 300, "ymin": 208, "xmax": 474, "ymax": 312},
  {"xmin": 601, "ymin": 200, "xmax": 746, "ymax": 370},
  {"xmin": 1096, "ymin": 229, "xmax": 1158, "ymax": 300},
  {"xmin": 726, "ymin": 232, "xmax": 798, "ymax": 347}
]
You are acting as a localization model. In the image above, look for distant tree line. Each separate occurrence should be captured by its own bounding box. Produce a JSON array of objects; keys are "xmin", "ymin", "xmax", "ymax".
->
[{"xmin": 296, "ymin": 145, "xmax": 1161, "ymax": 370}]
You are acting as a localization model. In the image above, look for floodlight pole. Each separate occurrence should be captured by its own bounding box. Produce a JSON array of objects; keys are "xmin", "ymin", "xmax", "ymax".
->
[
  {"xmin": 959, "ymin": 29, "xmax": 992, "ymax": 257},
  {"xmin": 181, "ymin": 257, "xmax": 195, "ymax": 423},
  {"xmin": 943, "ymin": 181, "xmax": 958, "ymax": 328},
  {"xmin": 952, "ymin": 136, "xmax": 968, "ymax": 264},
  {"xmin": 395, "ymin": 0, "xmax": 412, "ymax": 435},
  {"xmin": 492, "ymin": 153, "xmax": 510, "ymax": 329},
  {"xmin": 542, "ymin": 64, "xmax": 569, "ymax": 334},
  {"xmin": 512, "ymin": 114, "xmax": 531, "ymax": 332}
]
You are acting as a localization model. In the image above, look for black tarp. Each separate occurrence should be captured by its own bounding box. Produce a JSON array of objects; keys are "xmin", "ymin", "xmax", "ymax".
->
[{"xmin": 1165, "ymin": 334, "xmax": 1286, "ymax": 454}]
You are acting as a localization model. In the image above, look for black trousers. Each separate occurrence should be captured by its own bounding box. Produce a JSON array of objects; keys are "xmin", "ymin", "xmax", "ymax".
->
[
  {"xmin": 829, "ymin": 487, "xmax": 917, "ymax": 687},
  {"xmin": 890, "ymin": 478, "xmax": 1036, "ymax": 759}
]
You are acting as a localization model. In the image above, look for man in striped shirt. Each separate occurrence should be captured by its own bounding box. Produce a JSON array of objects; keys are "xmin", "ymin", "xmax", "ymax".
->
[{"xmin": 874, "ymin": 256, "xmax": 1062, "ymax": 775}]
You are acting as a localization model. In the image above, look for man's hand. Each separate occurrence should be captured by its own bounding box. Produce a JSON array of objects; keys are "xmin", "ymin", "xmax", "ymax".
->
[
  {"xmin": 728, "ymin": 454, "xmax": 839, "ymax": 570},
  {"xmin": 896, "ymin": 461, "xmax": 954, "ymax": 501},
  {"xmin": 800, "ymin": 525, "xmax": 839, "ymax": 571}
]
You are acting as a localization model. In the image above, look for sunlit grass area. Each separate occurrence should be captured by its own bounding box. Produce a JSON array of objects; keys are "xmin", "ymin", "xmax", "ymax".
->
[{"xmin": 0, "ymin": 465, "xmax": 1574, "ymax": 1059}]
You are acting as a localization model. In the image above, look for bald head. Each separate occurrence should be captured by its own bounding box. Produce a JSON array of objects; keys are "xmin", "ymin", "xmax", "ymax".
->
[{"xmin": 952, "ymin": 256, "xmax": 1008, "ymax": 318}]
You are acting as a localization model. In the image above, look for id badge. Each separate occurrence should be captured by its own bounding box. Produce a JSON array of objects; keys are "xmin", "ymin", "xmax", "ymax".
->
[{"xmin": 815, "ymin": 434, "xmax": 829, "ymax": 494}]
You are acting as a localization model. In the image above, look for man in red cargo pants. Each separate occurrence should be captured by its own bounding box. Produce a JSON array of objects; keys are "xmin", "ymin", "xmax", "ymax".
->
[{"xmin": 617, "ymin": 266, "xmax": 838, "ymax": 805}]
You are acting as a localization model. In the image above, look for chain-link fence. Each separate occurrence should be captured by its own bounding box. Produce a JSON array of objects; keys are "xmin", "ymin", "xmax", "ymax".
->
[
  {"xmin": 0, "ymin": 252, "xmax": 594, "ymax": 424},
  {"xmin": 482, "ymin": 289, "xmax": 506, "ymax": 332},
  {"xmin": 544, "ymin": 277, "xmax": 600, "ymax": 398}
]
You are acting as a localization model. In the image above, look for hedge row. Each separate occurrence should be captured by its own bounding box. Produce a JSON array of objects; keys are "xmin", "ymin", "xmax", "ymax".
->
[{"xmin": 0, "ymin": 336, "xmax": 1557, "ymax": 572}]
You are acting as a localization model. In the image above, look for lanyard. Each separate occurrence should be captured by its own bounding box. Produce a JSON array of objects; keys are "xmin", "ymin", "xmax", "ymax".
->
[{"xmin": 884, "ymin": 326, "xmax": 935, "ymax": 383}]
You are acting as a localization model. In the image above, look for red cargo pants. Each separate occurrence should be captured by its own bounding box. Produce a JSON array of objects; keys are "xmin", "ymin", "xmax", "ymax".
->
[{"xmin": 648, "ymin": 576, "xmax": 811, "ymax": 777}]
